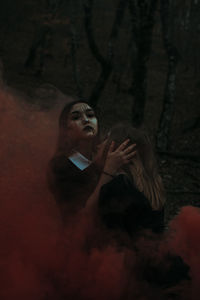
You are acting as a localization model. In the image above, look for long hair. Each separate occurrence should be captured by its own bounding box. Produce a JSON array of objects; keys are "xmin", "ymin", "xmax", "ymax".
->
[
  {"xmin": 106, "ymin": 124, "xmax": 165, "ymax": 210},
  {"xmin": 55, "ymin": 98, "xmax": 100, "ymax": 156}
]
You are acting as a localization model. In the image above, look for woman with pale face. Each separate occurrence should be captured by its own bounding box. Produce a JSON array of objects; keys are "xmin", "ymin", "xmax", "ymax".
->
[
  {"xmin": 66, "ymin": 102, "xmax": 98, "ymax": 141},
  {"xmin": 48, "ymin": 99, "xmax": 136, "ymax": 219},
  {"xmin": 64, "ymin": 102, "xmax": 98, "ymax": 160}
]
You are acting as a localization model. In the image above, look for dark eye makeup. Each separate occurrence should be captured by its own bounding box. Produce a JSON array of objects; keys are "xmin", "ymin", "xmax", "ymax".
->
[
  {"xmin": 71, "ymin": 112, "xmax": 81, "ymax": 120},
  {"xmin": 70, "ymin": 109, "xmax": 96, "ymax": 120},
  {"xmin": 86, "ymin": 111, "xmax": 95, "ymax": 118}
]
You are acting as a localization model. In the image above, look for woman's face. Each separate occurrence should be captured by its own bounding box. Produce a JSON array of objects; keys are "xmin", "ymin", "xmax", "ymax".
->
[{"xmin": 66, "ymin": 102, "xmax": 98, "ymax": 140}]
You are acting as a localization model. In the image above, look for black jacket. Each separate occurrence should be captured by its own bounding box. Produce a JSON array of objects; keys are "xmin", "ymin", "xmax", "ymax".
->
[
  {"xmin": 99, "ymin": 174, "xmax": 165, "ymax": 236},
  {"xmin": 48, "ymin": 154, "xmax": 100, "ymax": 215}
]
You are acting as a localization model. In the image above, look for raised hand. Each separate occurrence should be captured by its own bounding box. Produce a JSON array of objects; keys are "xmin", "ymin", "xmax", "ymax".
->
[
  {"xmin": 103, "ymin": 139, "xmax": 136, "ymax": 176},
  {"xmin": 85, "ymin": 139, "xmax": 136, "ymax": 212}
]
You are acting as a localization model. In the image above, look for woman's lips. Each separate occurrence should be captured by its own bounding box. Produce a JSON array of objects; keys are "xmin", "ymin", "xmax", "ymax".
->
[{"xmin": 83, "ymin": 125, "xmax": 94, "ymax": 132}]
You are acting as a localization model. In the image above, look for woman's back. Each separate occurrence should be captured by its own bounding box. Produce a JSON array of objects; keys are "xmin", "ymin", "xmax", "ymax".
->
[{"xmin": 99, "ymin": 173, "xmax": 165, "ymax": 237}]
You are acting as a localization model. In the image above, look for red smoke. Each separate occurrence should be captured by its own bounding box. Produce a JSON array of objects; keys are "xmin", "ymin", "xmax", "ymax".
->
[
  {"xmin": 167, "ymin": 206, "xmax": 200, "ymax": 299},
  {"xmin": 0, "ymin": 89, "xmax": 126, "ymax": 300},
  {"xmin": 0, "ymin": 89, "xmax": 62, "ymax": 299},
  {"xmin": 0, "ymin": 88, "xmax": 199, "ymax": 299}
]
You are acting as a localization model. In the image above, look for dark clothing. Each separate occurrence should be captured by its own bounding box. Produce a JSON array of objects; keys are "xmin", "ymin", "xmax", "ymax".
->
[
  {"xmin": 99, "ymin": 174, "xmax": 165, "ymax": 236},
  {"xmin": 48, "ymin": 154, "xmax": 101, "ymax": 216},
  {"xmin": 98, "ymin": 174, "xmax": 190, "ymax": 294}
]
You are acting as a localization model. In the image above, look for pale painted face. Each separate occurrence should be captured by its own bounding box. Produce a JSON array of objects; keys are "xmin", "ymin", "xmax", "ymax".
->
[{"xmin": 66, "ymin": 103, "xmax": 98, "ymax": 140}]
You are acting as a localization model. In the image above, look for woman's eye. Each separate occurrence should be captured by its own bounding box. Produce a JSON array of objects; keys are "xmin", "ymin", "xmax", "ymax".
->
[
  {"xmin": 87, "ymin": 113, "xmax": 95, "ymax": 118},
  {"xmin": 71, "ymin": 115, "xmax": 80, "ymax": 120}
]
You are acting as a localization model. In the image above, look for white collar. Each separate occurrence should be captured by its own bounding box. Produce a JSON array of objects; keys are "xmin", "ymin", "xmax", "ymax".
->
[{"xmin": 68, "ymin": 150, "xmax": 91, "ymax": 170}]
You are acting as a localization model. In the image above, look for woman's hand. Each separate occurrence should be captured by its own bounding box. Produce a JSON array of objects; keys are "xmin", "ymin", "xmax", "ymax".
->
[
  {"xmin": 103, "ymin": 139, "xmax": 136, "ymax": 175},
  {"xmin": 85, "ymin": 139, "xmax": 136, "ymax": 212}
]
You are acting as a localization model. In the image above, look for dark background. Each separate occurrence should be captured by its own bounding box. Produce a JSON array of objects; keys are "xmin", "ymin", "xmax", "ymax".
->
[{"xmin": 0, "ymin": 0, "xmax": 199, "ymax": 222}]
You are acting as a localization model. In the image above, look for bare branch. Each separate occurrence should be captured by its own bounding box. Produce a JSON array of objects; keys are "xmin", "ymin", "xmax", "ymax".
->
[
  {"xmin": 129, "ymin": 0, "xmax": 158, "ymax": 126},
  {"xmin": 83, "ymin": 0, "xmax": 107, "ymax": 67},
  {"xmin": 156, "ymin": 0, "xmax": 180, "ymax": 151},
  {"xmin": 69, "ymin": 0, "xmax": 83, "ymax": 97},
  {"xmin": 84, "ymin": 0, "xmax": 129, "ymax": 107},
  {"xmin": 24, "ymin": 0, "xmax": 63, "ymax": 75},
  {"xmin": 108, "ymin": 0, "xmax": 129, "ymax": 60}
]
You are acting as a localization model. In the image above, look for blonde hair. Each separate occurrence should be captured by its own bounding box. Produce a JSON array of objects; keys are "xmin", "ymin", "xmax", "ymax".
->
[{"xmin": 106, "ymin": 124, "xmax": 165, "ymax": 210}]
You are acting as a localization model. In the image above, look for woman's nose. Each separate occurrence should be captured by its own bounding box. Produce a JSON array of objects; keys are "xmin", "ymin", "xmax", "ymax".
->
[{"xmin": 82, "ymin": 115, "xmax": 89, "ymax": 123}]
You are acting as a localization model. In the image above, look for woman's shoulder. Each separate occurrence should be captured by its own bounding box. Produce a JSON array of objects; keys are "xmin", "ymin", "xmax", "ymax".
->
[
  {"xmin": 49, "ymin": 153, "xmax": 101, "ymax": 180},
  {"xmin": 109, "ymin": 173, "xmax": 132, "ymax": 185},
  {"xmin": 100, "ymin": 173, "xmax": 154, "ymax": 211},
  {"xmin": 101, "ymin": 173, "xmax": 132, "ymax": 193},
  {"xmin": 101, "ymin": 174, "xmax": 146, "ymax": 199},
  {"xmin": 48, "ymin": 154, "xmax": 83, "ymax": 182}
]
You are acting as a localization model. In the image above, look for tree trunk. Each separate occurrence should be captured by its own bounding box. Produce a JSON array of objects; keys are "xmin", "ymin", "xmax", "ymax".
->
[
  {"xmin": 84, "ymin": 0, "xmax": 128, "ymax": 108},
  {"xmin": 24, "ymin": 0, "xmax": 63, "ymax": 76},
  {"xmin": 156, "ymin": 0, "xmax": 180, "ymax": 151},
  {"xmin": 129, "ymin": 0, "xmax": 158, "ymax": 127},
  {"xmin": 69, "ymin": 0, "xmax": 83, "ymax": 97}
]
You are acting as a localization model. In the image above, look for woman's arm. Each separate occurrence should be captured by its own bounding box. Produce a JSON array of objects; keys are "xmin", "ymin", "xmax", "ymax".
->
[
  {"xmin": 84, "ymin": 140, "xmax": 136, "ymax": 213},
  {"xmin": 84, "ymin": 172, "xmax": 113, "ymax": 212}
]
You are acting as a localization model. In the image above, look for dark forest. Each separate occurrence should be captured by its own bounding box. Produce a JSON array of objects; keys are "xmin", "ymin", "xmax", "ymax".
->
[
  {"xmin": 1, "ymin": 0, "xmax": 199, "ymax": 220},
  {"xmin": 0, "ymin": 1, "xmax": 200, "ymax": 299}
]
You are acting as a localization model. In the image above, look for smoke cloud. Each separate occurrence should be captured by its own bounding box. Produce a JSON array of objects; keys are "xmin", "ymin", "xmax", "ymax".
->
[{"xmin": 0, "ymin": 88, "xmax": 199, "ymax": 299}]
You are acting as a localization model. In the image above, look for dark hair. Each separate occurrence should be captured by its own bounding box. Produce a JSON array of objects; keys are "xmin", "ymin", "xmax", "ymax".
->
[{"xmin": 55, "ymin": 98, "xmax": 99, "ymax": 155}]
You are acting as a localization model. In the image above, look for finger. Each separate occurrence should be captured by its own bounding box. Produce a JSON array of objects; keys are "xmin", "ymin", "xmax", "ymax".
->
[
  {"xmin": 117, "ymin": 139, "xmax": 130, "ymax": 152},
  {"xmin": 123, "ymin": 143, "xmax": 136, "ymax": 155},
  {"xmin": 108, "ymin": 141, "xmax": 115, "ymax": 153},
  {"xmin": 125, "ymin": 150, "xmax": 137, "ymax": 161},
  {"xmin": 102, "ymin": 138, "xmax": 108, "ymax": 145}
]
